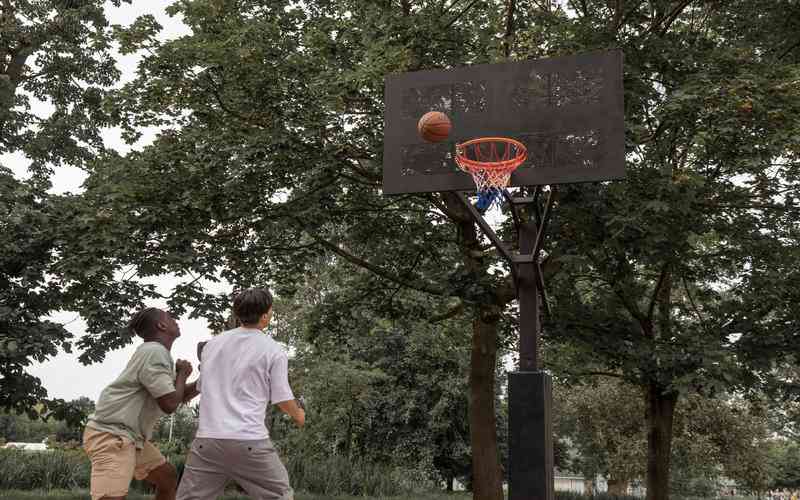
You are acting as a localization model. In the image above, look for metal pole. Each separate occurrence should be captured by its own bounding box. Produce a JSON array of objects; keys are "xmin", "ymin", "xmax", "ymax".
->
[
  {"xmin": 518, "ymin": 220, "xmax": 539, "ymax": 371},
  {"xmin": 508, "ymin": 198, "xmax": 554, "ymax": 500},
  {"xmin": 457, "ymin": 191, "xmax": 555, "ymax": 500}
]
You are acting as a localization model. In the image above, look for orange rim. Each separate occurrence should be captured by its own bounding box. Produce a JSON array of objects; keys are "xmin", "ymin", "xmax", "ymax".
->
[{"xmin": 455, "ymin": 137, "xmax": 527, "ymax": 172}]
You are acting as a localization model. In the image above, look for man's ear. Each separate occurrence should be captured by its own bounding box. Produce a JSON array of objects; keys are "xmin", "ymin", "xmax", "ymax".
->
[{"xmin": 155, "ymin": 319, "xmax": 168, "ymax": 333}]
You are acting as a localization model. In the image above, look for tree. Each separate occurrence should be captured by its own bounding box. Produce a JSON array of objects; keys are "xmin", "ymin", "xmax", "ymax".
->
[
  {"xmin": 555, "ymin": 378, "xmax": 646, "ymax": 494},
  {"xmin": 48, "ymin": 2, "xmax": 800, "ymax": 500},
  {"xmin": 77, "ymin": 2, "xmax": 526, "ymax": 498},
  {"xmin": 152, "ymin": 404, "xmax": 198, "ymax": 454},
  {"xmin": 0, "ymin": 0, "xmax": 129, "ymax": 177},
  {"xmin": 54, "ymin": 396, "xmax": 94, "ymax": 442},
  {"xmin": 765, "ymin": 440, "xmax": 800, "ymax": 492},
  {"xmin": 528, "ymin": 1, "xmax": 800, "ymax": 498},
  {"xmin": 267, "ymin": 260, "xmax": 479, "ymax": 489},
  {"xmin": 0, "ymin": 396, "xmax": 93, "ymax": 443},
  {"xmin": 0, "ymin": 0, "xmax": 160, "ymax": 417},
  {"xmin": 555, "ymin": 378, "xmax": 774, "ymax": 497}
]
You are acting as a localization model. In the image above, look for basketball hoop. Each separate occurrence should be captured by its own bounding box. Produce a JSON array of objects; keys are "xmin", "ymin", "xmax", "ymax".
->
[{"xmin": 455, "ymin": 137, "xmax": 527, "ymax": 210}]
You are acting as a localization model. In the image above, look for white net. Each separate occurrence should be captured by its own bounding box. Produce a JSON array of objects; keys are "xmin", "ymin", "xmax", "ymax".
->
[
  {"xmin": 463, "ymin": 166, "xmax": 515, "ymax": 193},
  {"xmin": 455, "ymin": 138, "xmax": 526, "ymax": 194}
]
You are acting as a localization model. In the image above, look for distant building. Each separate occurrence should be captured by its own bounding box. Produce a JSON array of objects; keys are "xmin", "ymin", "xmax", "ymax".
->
[
  {"xmin": 555, "ymin": 474, "xmax": 586, "ymax": 493},
  {"xmin": 3, "ymin": 442, "xmax": 49, "ymax": 451}
]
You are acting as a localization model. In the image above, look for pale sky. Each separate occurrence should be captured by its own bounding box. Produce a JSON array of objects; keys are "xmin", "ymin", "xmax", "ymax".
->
[{"xmin": 5, "ymin": 1, "xmax": 218, "ymax": 402}]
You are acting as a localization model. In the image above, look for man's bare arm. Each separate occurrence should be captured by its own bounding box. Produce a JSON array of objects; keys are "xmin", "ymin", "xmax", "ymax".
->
[
  {"xmin": 276, "ymin": 399, "xmax": 305, "ymax": 428},
  {"xmin": 156, "ymin": 360, "xmax": 192, "ymax": 414},
  {"xmin": 182, "ymin": 381, "xmax": 200, "ymax": 403}
]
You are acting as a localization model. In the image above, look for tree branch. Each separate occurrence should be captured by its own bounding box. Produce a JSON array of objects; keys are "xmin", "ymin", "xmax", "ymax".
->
[
  {"xmin": 647, "ymin": 263, "xmax": 669, "ymax": 321},
  {"xmin": 201, "ymin": 71, "xmax": 265, "ymax": 128},
  {"xmin": 503, "ymin": 0, "xmax": 517, "ymax": 58},
  {"xmin": 682, "ymin": 275, "xmax": 710, "ymax": 334},
  {"xmin": 778, "ymin": 39, "xmax": 800, "ymax": 61},
  {"xmin": 571, "ymin": 370, "xmax": 625, "ymax": 379},
  {"xmin": 429, "ymin": 301, "xmax": 465, "ymax": 323},
  {"xmin": 652, "ymin": 0, "xmax": 694, "ymax": 37},
  {"xmin": 306, "ymin": 231, "xmax": 447, "ymax": 297},
  {"xmin": 444, "ymin": 0, "xmax": 480, "ymax": 29}
]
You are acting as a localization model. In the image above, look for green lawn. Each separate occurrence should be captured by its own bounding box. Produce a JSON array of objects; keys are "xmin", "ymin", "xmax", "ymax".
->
[{"xmin": 0, "ymin": 490, "xmax": 473, "ymax": 500}]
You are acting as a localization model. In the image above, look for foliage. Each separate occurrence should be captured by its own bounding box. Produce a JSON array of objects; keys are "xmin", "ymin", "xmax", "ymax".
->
[
  {"xmin": 764, "ymin": 440, "xmax": 800, "ymax": 491},
  {"xmin": 555, "ymin": 378, "xmax": 646, "ymax": 486},
  {"xmin": 284, "ymin": 454, "xmax": 431, "ymax": 497},
  {"xmin": 268, "ymin": 266, "xmax": 479, "ymax": 489},
  {"xmin": 529, "ymin": 1, "xmax": 800, "ymax": 497},
  {"xmin": 0, "ymin": 397, "xmax": 93, "ymax": 444},
  {"xmin": 0, "ymin": 447, "xmax": 425, "ymax": 497},
  {"xmin": 75, "ymin": 1, "xmax": 530, "ymax": 495},
  {"xmin": 151, "ymin": 404, "xmax": 198, "ymax": 452},
  {"xmin": 4, "ymin": 1, "xmax": 799, "ymax": 499},
  {"xmin": 0, "ymin": 0, "xmax": 160, "ymax": 417},
  {"xmin": 0, "ymin": 449, "xmax": 89, "ymax": 490},
  {"xmin": 555, "ymin": 378, "xmax": 774, "ymax": 495},
  {"xmin": 0, "ymin": 0, "xmax": 131, "ymax": 176}
]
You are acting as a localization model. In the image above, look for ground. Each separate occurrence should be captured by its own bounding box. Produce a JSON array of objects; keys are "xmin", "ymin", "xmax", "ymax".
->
[{"xmin": 0, "ymin": 490, "xmax": 473, "ymax": 500}]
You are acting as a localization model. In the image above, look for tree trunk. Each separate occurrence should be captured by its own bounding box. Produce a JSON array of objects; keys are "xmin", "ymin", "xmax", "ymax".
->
[
  {"xmin": 645, "ymin": 382, "xmax": 677, "ymax": 500},
  {"xmin": 438, "ymin": 193, "xmax": 506, "ymax": 500},
  {"xmin": 469, "ymin": 313, "xmax": 504, "ymax": 500},
  {"xmin": 447, "ymin": 476, "xmax": 454, "ymax": 492}
]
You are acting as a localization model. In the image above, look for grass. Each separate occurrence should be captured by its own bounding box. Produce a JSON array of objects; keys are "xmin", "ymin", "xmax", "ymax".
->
[{"xmin": 0, "ymin": 490, "xmax": 474, "ymax": 500}]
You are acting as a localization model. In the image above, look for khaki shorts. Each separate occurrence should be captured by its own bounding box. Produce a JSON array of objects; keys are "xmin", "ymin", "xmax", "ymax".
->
[
  {"xmin": 177, "ymin": 438, "xmax": 293, "ymax": 500},
  {"xmin": 83, "ymin": 427, "xmax": 166, "ymax": 500}
]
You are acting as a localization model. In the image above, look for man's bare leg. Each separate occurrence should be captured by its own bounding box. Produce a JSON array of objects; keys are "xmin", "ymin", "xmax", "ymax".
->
[{"xmin": 145, "ymin": 462, "xmax": 178, "ymax": 500}]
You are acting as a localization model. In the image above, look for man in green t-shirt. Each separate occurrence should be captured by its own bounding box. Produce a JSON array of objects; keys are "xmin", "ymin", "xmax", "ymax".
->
[{"xmin": 83, "ymin": 307, "xmax": 197, "ymax": 500}]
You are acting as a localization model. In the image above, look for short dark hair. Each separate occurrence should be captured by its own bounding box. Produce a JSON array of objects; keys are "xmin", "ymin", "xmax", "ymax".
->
[
  {"xmin": 233, "ymin": 288, "xmax": 273, "ymax": 326},
  {"xmin": 127, "ymin": 307, "xmax": 163, "ymax": 339}
]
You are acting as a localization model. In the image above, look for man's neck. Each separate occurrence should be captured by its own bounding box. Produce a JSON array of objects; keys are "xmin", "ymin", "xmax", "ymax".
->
[{"xmin": 147, "ymin": 334, "xmax": 174, "ymax": 351}]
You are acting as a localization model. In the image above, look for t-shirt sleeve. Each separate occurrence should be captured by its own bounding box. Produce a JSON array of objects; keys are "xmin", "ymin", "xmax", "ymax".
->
[
  {"xmin": 268, "ymin": 352, "xmax": 295, "ymax": 405},
  {"xmin": 139, "ymin": 347, "xmax": 176, "ymax": 399}
]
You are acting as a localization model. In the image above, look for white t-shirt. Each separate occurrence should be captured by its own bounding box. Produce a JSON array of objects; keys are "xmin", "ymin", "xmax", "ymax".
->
[{"xmin": 196, "ymin": 327, "xmax": 295, "ymax": 440}]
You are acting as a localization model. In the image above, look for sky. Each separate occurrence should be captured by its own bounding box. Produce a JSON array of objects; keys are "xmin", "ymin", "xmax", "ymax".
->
[{"xmin": 5, "ymin": 1, "xmax": 214, "ymax": 402}]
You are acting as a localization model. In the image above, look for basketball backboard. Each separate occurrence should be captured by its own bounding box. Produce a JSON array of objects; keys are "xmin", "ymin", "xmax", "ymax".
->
[{"xmin": 382, "ymin": 50, "xmax": 625, "ymax": 195}]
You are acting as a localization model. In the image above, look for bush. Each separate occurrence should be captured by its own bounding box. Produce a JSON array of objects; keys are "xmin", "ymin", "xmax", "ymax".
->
[
  {"xmin": 285, "ymin": 454, "xmax": 425, "ymax": 496},
  {"xmin": 0, "ymin": 446, "xmax": 186, "ymax": 493},
  {"xmin": 554, "ymin": 494, "xmax": 641, "ymax": 500},
  {"xmin": 1, "ymin": 446, "xmax": 425, "ymax": 496},
  {"xmin": 0, "ymin": 449, "xmax": 90, "ymax": 490}
]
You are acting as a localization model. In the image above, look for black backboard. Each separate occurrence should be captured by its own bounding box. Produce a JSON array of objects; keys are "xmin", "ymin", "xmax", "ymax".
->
[{"xmin": 382, "ymin": 50, "xmax": 625, "ymax": 195}]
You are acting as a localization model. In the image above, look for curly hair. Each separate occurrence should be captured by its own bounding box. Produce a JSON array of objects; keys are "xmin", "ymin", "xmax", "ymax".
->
[{"xmin": 127, "ymin": 307, "xmax": 163, "ymax": 339}]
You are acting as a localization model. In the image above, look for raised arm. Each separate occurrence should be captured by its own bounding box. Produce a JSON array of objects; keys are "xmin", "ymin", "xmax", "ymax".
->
[{"xmin": 155, "ymin": 360, "xmax": 192, "ymax": 414}]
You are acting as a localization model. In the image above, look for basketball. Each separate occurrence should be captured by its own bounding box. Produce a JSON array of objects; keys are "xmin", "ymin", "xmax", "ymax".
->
[{"xmin": 417, "ymin": 111, "xmax": 452, "ymax": 143}]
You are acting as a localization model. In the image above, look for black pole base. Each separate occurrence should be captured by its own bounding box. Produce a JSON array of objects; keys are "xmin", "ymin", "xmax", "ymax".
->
[{"xmin": 508, "ymin": 371, "xmax": 554, "ymax": 500}]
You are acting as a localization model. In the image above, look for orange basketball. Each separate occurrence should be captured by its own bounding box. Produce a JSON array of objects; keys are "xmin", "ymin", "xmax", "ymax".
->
[{"xmin": 418, "ymin": 111, "xmax": 452, "ymax": 143}]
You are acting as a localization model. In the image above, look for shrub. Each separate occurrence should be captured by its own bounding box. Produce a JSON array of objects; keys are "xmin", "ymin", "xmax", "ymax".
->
[
  {"xmin": 1, "ymin": 446, "xmax": 427, "ymax": 496},
  {"xmin": 0, "ymin": 449, "xmax": 90, "ymax": 490},
  {"xmin": 285, "ymin": 454, "xmax": 422, "ymax": 496}
]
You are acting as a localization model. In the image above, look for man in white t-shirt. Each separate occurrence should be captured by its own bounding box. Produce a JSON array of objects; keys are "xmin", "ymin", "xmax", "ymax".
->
[{"xmin": 177, "ymin": 288, "xmax": 305, "ymax": 500}]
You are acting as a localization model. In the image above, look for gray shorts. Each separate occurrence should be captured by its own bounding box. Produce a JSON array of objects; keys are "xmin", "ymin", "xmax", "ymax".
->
[{"xmin": 176, "ymin": 438, "xmax": 293, "ymax": 500}]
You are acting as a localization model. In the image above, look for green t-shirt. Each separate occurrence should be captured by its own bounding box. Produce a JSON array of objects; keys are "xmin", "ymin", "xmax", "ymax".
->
[{"xmin": 87, "ymin": 342, "xmax": 176, "ymax": 448}]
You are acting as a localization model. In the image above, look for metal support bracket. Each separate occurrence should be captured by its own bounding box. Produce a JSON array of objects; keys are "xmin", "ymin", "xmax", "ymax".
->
[{"xmin": 456, "ymin": 188, "xmax": 555, "ymax": 317}]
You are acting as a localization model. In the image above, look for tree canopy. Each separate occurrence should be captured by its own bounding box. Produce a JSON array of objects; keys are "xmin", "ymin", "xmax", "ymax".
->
[{"xmin": 1, "ymin": 2, "xmax": 799, "ymax": 499}]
